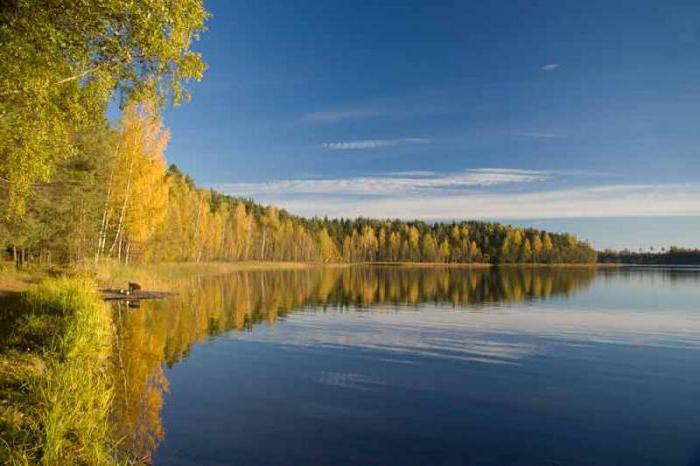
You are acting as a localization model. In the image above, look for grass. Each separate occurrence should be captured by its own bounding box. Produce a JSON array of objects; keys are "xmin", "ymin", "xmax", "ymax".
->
[
  {"xmin": 0, "ymin": 262, "xmax": 47, "ymax": 296},
  {"xmin": 0, "ymin": 278, "xmax": 117, "ymax": 465}
]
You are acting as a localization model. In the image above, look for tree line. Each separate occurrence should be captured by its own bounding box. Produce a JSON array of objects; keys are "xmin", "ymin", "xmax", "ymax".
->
[
  {"xmin": 598, "ymin": 247, "xmax": 700, "ymax": 265},
  {"xmin": 0, "ymin": 100, "xmax": 596, "ymax": 265}
]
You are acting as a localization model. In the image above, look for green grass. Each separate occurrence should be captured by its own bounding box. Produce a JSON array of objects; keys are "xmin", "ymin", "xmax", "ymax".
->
[{"xmin": 0, "ymin": 278, "xmax": 117, "ymax": 465}]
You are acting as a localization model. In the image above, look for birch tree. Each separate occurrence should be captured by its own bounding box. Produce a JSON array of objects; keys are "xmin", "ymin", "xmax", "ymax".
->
[{"xmin": 0, "ymin": 0, "xmax": 209, "ymax": 219}]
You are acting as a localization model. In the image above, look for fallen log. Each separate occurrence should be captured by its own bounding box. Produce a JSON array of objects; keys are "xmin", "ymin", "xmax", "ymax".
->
[{"xmin": 99, "ymin": 288, "xmax": 176, "ymax": 301}]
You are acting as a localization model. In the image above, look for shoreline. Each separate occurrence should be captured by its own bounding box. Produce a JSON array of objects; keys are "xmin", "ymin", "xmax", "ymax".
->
[
  {"xmin": 0, "ymin": 260, "xmax": 661, "ymax": 295},
  {"xmin": 6, "ymin": 260, "xmax": 695, "ymax": 296},
  {"xmin": 96, "ymin": 261, "xmax": 626, "ymax": 290}
]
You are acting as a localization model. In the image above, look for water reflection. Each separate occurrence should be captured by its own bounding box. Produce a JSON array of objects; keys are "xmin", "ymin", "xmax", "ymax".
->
[{"xmin": 109, "ymin": 266, "xmax": 599, "ymax": 461}]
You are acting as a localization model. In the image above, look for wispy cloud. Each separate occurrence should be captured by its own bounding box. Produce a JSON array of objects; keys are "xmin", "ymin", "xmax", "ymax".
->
[
  {"xmin": 301, "ymin": 95, "xmax": 465, "ymax": 125},
  {"xmin": 516, "ymin": 131, "xmax": 565, "ymax": 139},
  {"xmin": 215, "ymin": 168, "xmax": 549, "ymax": 196},
  {"xmin": 270, "ymin": 183, "xmax": 700, "ymax": 220},
  {"xmin": 322, "ymin": 138, "xmax": 431, "ymax": 150},
  {"xmin": 301, "ymin": 110, "xmax": 383, "ymax": 124},
  {"xmin": 387, "ymin": 170, "xmax": 437, "ymax": 177},
  {"xmin": 214, "ymin": 168, "xmax": 700, "ymax": 221},
  {"xmin": 541, "ymin": 63, "xmax": 560, "ymax": 71}
]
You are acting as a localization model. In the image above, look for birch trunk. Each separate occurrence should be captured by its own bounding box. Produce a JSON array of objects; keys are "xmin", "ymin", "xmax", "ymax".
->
[
  {"xmin": 95, "ymin": 142, "xmax": 119, "ymax": 262},
  {"xmin": 244, "ymin": 216, "xmax": 253, "ymax": 260},
  {"xmin": 109, "ymin": 145, "xmax": 136, "ymax": 257}
]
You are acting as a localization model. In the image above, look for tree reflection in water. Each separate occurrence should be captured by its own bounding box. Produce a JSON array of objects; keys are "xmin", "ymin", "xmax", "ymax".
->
[{"xmin": 109, "ymin": 266, "xmax": 596, "ymax": 462}]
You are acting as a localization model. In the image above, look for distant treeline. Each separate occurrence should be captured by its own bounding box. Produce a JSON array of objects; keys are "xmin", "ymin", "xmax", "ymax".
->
[
  {"xmin": 598, "ymin": 247, "xmax": 700, "ymax": 265},
  {"xmin": 0, "ymin": 104, "xmax": 596, "ymax": 266}
]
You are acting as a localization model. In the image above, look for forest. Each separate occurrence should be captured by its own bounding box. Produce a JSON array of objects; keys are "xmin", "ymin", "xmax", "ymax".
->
[
  {"xmin": 598, "ymin": 247, "xmax": 700, "ymax": 265},
  {"xmin": 0, "ymin": 102, "xmax": 597, "ymax": 266},
  {"xmin": 0, "ymin": 0, "xmax": 597, "ymax": 267}
]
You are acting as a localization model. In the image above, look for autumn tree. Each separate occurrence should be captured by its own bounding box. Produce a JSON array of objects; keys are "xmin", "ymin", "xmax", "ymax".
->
[
  {"xmin": 408, "ymin": 226, "xmax": 421, "ymax": 261},
  {"xmin": 318, "ymin": 229, "xmax": 339, "ymax": 263},
  {"xmin": 531, "ymin": 234, "xmax": 543, "ymax": 262},
  {"xmin": 422, "ymin": 233, "xmax": 438, "ymax": 262},
  {"xmin": 439, "ymin": 239, "xmax": 451, "ymax": 263},
  {"xmin": 543, "ymin": 233, "xmax": 554, "ymax": 262},
  {"xmin": 98, "ymin": 102, "xmax": 169, "ymax": 264}
]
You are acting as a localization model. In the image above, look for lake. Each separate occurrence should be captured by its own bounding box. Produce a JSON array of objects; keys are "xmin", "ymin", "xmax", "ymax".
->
[{"xmin": 110, "ymin": 266, "xmax": 700, "ymax": 465}]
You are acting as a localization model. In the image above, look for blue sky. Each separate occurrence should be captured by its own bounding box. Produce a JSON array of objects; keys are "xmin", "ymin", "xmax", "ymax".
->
[{"xmin": 161, "ymin": 0, "xmax": 700, "ymax": 250}]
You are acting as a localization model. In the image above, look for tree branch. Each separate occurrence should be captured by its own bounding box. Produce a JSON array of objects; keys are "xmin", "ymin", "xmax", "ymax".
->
[
  {"xmin": 0, "ymin": 66, "xmax": 101, "ymax": 97},
  {"xmin": 53, "ymin": 66, "xmax": 101, "ymax": 86}
]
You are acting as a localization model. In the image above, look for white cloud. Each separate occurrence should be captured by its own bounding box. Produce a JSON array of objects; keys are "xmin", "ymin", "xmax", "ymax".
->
[
  {"xmin": 301, "ymin": 110, "xmax": 383, "ymax": 124},
  {"xmin": 541, "ymin": 63, "xmax": 560, "ymax": 71},
  {"xmin": 215, "ymin": 168, "xmax": 549, "ymax": 196},
  {"xmin": 301, "ymin": 100, "xmax": 462, "ymax": 125},
  {"xmin": 214, "ymin": 166, "xmax": 700, "ymax": 221},
  {"xmin": 322, "ymin": 137, "xmax": 431, "ymax": 150},
  {"xmin": 387, "ymin": 170, "xmax": 438, "ymax": 177},
  {"xmin": 516, "ymin": 131, "xmax": 564, "ymax": 139},
  {"xmin": 270, "ymin": 183, "xmax": 700, "ymax": 220}
]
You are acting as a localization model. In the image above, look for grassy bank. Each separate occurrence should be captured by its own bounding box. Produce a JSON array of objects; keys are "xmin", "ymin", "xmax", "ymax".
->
[{"xmin": 0, "ymin": 279, "xmax": 116, "ymax": 465}]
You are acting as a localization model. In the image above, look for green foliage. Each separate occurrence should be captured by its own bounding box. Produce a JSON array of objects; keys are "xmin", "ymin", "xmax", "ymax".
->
[
  {"xmin": 0, "ymin": 0, "xmax": 209, "ymax": 217},
  {"xmin": 11, "ymin": 122, "xmax": 116, "ymax": 263},
  {"xmin": 599, "ymin": 247, "xmax": 700, "ymax": 265}
]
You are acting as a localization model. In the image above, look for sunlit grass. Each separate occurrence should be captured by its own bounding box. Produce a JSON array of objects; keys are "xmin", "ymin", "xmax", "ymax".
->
[{"xmin": 0, "ymin": 278, "xmax": 117, "ymax": 465}]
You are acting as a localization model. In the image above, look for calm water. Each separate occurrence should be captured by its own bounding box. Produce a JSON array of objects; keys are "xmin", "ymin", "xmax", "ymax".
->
[{"xmin": 110, "ymin": 266, "xmax": 700, "ymax": 465}]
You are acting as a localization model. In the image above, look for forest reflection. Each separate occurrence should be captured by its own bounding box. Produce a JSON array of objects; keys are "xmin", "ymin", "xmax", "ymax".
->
[{"xmin": 109, "ymin": 265, "xmax": 596, "ymax": 462}]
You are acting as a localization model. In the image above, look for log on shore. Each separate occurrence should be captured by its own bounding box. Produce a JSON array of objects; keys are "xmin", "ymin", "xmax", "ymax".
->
[{"xmin": 99, "ymin": 288, "xmax": 176, "ymax": 301}]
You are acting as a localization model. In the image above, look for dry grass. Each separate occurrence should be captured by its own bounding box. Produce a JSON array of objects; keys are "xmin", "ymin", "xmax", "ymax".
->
[{"xmin": 0, "ymin": 262, "xmax": 46, "ymax": 296}]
